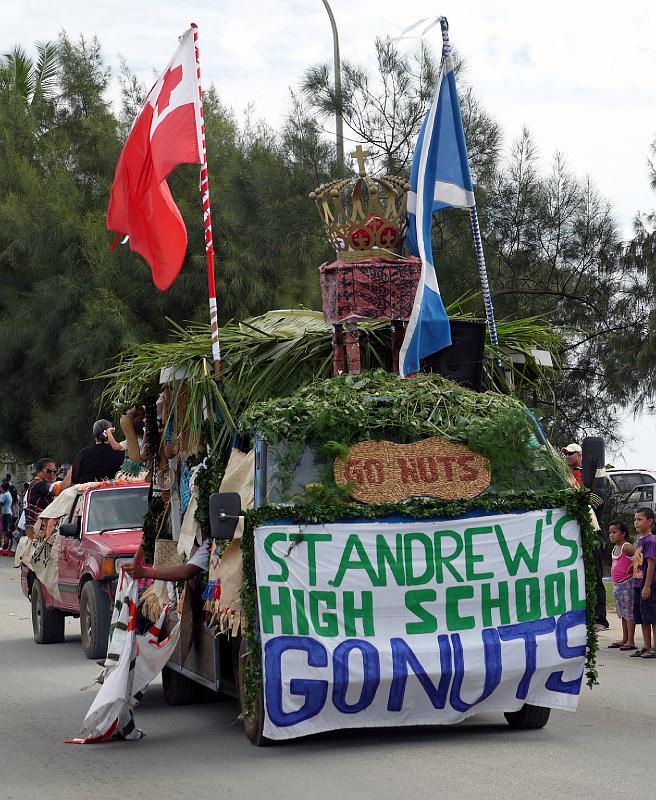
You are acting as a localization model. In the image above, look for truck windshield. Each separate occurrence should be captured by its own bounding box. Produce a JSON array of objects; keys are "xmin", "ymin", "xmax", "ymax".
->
[{"xmin": 86, "ymin": 487, "xmax": 149, "ymax": 533}]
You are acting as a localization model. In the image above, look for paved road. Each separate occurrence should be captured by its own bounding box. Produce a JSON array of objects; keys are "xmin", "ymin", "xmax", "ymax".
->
[{"xmin": 0, "ymin": 556, "xmax": 648, "ymax": 800}]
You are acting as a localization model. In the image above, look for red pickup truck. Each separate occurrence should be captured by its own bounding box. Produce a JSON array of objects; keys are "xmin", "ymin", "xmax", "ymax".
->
[{"xmin": 21, "ymin": 482, "xmax": 149, "ymax": 659}]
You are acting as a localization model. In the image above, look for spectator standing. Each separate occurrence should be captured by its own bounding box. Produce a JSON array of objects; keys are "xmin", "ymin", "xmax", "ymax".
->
[
  {"xmin": 4, "ymin": 474, "xmax": 18, "ymax": 517},
  {"xmin": 25, "ymin": 459, "xmax": 57, "ymax": 534},
  {"xmin": 0, "ymin": 482, "xmax": 13, "ymax": 553},
  {"xmin": 608, "ymin": 520, "xmax": 636, "ymax": 650},
  {"xmin": 630, "ymin": 507, "xmax": 656, "ymax": 658}
]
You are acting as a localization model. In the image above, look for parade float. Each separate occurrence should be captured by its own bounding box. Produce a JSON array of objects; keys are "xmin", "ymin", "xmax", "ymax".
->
[{"xmin": 70, "ymin": 18, "xmax": 601, "ymax": 745}]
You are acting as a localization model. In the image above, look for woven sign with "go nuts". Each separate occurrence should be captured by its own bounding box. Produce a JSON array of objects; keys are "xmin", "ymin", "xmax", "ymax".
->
[{"xmin": 333, "ymin": 437, "xmax": 491, "ymax": 503}]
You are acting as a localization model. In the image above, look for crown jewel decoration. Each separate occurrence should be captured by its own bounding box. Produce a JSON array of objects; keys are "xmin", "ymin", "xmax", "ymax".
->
[{"xmin": 310, "ymin": 146, "xmax": 410, "ymax": 262}]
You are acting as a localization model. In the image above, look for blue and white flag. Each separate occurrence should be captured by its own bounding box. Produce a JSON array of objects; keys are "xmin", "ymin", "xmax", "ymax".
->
[{"xmin": 400, "ymin": 50, "xmax": 475, "ymax": 377}]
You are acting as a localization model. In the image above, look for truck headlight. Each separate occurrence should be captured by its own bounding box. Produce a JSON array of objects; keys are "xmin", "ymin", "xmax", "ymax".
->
[{"xmin": 101, "ymin": 557, "xmax": 117, "ymax": 577}]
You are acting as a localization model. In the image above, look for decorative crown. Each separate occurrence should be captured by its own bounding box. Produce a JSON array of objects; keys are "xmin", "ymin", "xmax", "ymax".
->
[{"xmin": 310, "ymin": 145, "xmax": 410, "ymax": 262}]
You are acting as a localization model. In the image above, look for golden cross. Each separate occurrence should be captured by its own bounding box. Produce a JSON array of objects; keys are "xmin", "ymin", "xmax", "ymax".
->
[{"xmin": 350, "ymin": 144, "xmax": 369, "ymax": 177}]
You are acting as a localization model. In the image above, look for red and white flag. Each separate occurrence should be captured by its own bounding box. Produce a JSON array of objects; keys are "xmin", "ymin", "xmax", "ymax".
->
[{"xmin": 107, "ymin": 27, "xmax": 203, "ymax": 291}]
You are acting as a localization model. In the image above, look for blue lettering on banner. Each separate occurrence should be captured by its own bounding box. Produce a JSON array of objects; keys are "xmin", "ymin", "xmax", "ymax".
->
[
  {"xmin": 265, "ymin": 636, "xmax": 328, "ymax": 727},
  {"xmin": 387, "ymin": 635, "xmax": 452, "ymax": 711},
  {"xmin": 332, "ymin": 639, "xmax": 380, "ymax": 713},
  {"xmin": 264, "ymin": 615, "xmax": 585, "ymax": 725},
  {"xmin": 449, "ymin": 628, "xmax": 502, "ymax": 712},
  {"xmin": 497, "ymin": 617, "xmax": 557, "ymax": 700},
  {"xmin": 545, "ymin": 609, "xmax": 586, "ymax": 695}
]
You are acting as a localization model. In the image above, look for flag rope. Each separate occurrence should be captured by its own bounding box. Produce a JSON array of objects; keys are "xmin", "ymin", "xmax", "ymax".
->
[
  {"xmin": 439, "ymin": 18, "xmax": 499, "ymax": 349},
  {"xmin": 191, "ymin": 23, "xmax": 222, "ymax": 375}
]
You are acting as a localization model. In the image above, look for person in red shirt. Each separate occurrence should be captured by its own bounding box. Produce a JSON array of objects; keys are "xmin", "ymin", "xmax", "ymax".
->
[{"xmin": 561, "ymin": 443, "xmax": 583, "ymax": 485}]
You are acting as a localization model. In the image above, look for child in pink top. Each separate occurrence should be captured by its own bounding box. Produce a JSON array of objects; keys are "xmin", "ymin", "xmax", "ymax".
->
[{"xmin": 609, "ymin": 520, "xmax": 636, "ymax": 650}]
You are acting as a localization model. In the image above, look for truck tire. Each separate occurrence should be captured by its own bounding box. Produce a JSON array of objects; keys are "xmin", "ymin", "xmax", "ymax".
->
[
  {"xmin": 80, "ymin": 581, "xmax": 111, "ymax": 660},
  {"xmin": 31, "ymin": 579, "xmax": 65, "ymax": 645},
  {"xmin": 237, "ymin": 636, "xmax": 270, "ymax": 746},
  {"xmin": 162, "ymin": 666, "xmax": 205, "ymax": 705},
  {"xmin": 504, "ymin": 704, "xmax": 551, "ymax": 730}
]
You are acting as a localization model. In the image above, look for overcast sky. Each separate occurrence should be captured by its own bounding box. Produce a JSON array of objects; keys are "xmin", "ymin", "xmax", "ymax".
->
[{"xmin": 4, "ymin": 0, "xmax": 656, "ymax": 464}]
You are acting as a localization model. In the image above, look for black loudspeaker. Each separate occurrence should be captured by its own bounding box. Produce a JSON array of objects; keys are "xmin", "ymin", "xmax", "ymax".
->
[
  {"xmin": 582, "ymin": 436, "xmax": 605, "ymax": 490},
  {"xmin": 421, "ymin": 320, "xmax": 487, "ymax": 391}
]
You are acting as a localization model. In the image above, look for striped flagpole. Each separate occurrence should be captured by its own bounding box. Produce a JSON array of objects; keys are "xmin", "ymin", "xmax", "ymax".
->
[
  {"xmin": 440, "ymin": 18, "xmax": 499, "ymax": 349},
  {"xmin": 191, "ymin": 23, "xmax": 221, "ymax": 376}
]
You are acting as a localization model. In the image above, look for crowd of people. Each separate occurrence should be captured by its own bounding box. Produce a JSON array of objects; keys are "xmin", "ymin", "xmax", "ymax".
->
[
  {"xmin": 608, "ymin": 508, "xmax": 656, "ymax": 658},
  {"xmin": 0, "ymin": 474, "xmax": 26, "ymax": 554},
  {"xmin": 0, "ymin": 419, "xmax": 127, "ymax": 556},
  {"xmin": 561, "ymin": 439, "xmax": 656, "ymax": 657}
]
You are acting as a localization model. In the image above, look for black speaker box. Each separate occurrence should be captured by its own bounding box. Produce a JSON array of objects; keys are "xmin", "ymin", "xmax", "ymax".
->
[
  {"xmin": 582, "ymin": 436, "xmax": 605, "ymax": 490},
  {"xmin": 420, "ymin": 319, "xmax": 486, "ymax": 392}
]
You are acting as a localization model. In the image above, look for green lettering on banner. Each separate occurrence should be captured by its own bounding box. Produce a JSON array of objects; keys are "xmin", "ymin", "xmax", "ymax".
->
[
  {"xmin": 445, "ymin": 585, "xmax": 476, "ymax": 631},
  {"xmin": 569, "ymin": 568, "xmax": 586, "ymax": 610},
  {"xmin": 553, "ymin": 515, "xmax": 579, "ymax": 567},
  {"xmin": 405, "ymin": 589, "xmax": 438, "ymax": 634},
  {"xmin": 434, "ymin": 530, "xmax": 464, "ymax": 583},
  {"xmin": 343, "ymin": 591, "xmax": 375, "ymax": 636},
  {"xmin": 494, "ymin": 520, "xmax": 542, "ymax": 576},
  {"xmin": 291, "ymin": 532, "xmax": 332, "ymax": 587},
  {"xmin": 292, "ymin": 588, "xmax": 309, "ymax": 635},
  {"xmin": 259, "ymin": 586, "xmax": 293, "ymax": 634},
  {"xmin": 464, "ymin": 526, "xmax": 495, "ymax": 580},
  {"xmin": 309, "ymin": 591, "xmax": 339, "ymax": 636},
  {"xmin": 544, "ymin": 572, "xmax": 567, "ymax": 616},
  {"xmin": 515, "ymin": 577, "xmax": 542, "ymax": 621},
  {"xmin": 376, "ymin": 534, "xmax": 405, "ymax": 586},
  {"xmin": 331, "ymin": 535, "xmax": 381, "ymax": 587},
  {"xmin": 263, "ymin": 532, "xmax": 289, "ymax": 582},
  {"xmin": 481, "ymin": 580, "xmax": 510, "ymax": 627},
  {"xmin": 404, "ymin": 532, "xmax": 434, "ymax": 586}
]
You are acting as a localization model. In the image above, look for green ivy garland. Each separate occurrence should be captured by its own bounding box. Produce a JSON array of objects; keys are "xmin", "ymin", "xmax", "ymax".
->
[
  {"xmin": 241, "ymin": 370, "xmax": 568, "ymax": 500},
  {"xmin": 239, "ymin": 487, "xmax": 598, "ymax": 719}
]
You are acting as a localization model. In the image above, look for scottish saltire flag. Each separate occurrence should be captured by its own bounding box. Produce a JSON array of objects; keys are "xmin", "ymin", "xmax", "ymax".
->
[{"xmin": 400, "ymin": 50, "xmax": 475, "ymax": 377}]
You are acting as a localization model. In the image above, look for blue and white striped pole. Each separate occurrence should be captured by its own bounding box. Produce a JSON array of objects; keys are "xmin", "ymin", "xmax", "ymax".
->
[{"xmin": 440, "ymin": 17, "xmax": 499, "ymax": 349}]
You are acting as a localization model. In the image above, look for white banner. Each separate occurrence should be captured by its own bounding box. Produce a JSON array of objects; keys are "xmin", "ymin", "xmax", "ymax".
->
[{"xmin": 254, "ymin": 508, "xmax": 586, "ymax": 740}]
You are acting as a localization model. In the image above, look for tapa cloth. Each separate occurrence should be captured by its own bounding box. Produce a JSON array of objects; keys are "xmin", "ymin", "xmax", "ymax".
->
[
  {"xmin": 66, "ymin": 569, "xmax": 180, "ymax": 743},
  {"xmin": 16, "ymin": 486, "xmax": 87, "ymax": 599}
]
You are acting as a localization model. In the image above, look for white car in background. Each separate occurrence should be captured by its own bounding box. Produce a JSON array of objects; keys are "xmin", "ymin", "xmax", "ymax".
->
[
  {"xmin": 606, "ymin": 468, "xmax": 656, "ymax": 493},
  {"xmin": 605, "ymin": 469, "xmax": 656, "ymax": 516}
]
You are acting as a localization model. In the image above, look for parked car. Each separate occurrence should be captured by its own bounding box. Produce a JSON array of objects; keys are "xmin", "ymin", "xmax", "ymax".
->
[
  {"xmin": 21, "ymin": 482, "xmax": 148, "ymax": 659},
  {"xmin": 605, "ymin": 468, "xmax": 656, "ymax": 494},
  {"xmin": 613, "ymin": 482, "xmax": 656, "ymax": 517}
]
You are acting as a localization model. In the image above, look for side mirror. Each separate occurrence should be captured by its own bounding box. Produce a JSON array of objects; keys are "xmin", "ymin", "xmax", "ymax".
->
[
  {"xmin": 582, "ymin": 436, "xmax": 605, "ymax": 490},
  {"xmin": 59, "ymin": 522, "xmax": 80, "ymax": 538},
  {"xmin": 209, "ymin": 492, "xmax": 242, "ymax": 540}
]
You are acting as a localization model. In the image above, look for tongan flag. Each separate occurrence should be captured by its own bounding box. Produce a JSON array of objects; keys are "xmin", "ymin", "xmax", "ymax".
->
[
  {"xmin": 107, "ymin": 27, "xmax": 203, "ymax": 290},
  {"xmin": 399, "ymin": 49, "xmax": 475, "ymax": 377}
]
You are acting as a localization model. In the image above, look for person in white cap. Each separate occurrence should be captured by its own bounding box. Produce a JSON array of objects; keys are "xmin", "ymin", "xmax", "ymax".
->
[{"xmin": 561, "ymin": 443, "xmax": 583, "ymax": 486}]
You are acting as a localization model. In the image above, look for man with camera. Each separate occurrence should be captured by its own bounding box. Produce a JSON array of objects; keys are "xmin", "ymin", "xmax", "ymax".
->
[{"xmin": 68, "ymin": 419, "xmax": 125, "ymax": 485}]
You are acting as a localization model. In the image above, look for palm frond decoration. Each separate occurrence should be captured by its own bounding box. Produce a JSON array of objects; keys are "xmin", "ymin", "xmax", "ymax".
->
[{"xmin": 97, "ymin": 306, "xmax": 563, "ymax": 452}]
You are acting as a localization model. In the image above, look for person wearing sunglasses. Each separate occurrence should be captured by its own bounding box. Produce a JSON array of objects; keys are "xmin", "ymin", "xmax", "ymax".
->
[{"xmin": 24, "ymin": 458, "xmax": 57, "ymax": 537}]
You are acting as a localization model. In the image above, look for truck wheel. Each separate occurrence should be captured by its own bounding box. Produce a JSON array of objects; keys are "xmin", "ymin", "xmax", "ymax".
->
[
  {"xmin": 162, "ymin": 666, "xmax": 205, "ymax": 705},
  {"xmin": 31, "ymin": 580, "xmax": 65, "ymax": 645},
  {"xmin": 80, "ymin": 581, "xmax": 111, "ymax": 660},
  {"xmin": 237, "ymin": 636, "xmax": 269, "ymax": 746},
  {"xmin": 504, "ymin": 704, "xmax": 551, "ymax": 730}
]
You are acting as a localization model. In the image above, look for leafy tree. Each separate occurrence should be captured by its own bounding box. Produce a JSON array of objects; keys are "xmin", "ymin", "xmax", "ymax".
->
[{"xmin": 0, "ymin": 35, "xmax": 335, "ymax": 461}]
